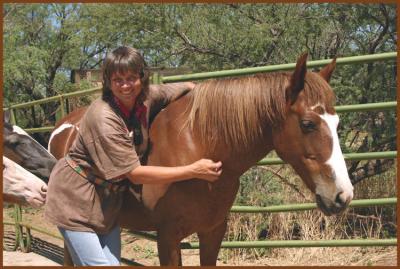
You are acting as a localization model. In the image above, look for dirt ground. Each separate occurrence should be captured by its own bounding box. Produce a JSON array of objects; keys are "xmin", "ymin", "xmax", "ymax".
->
[{"xmin": 2, "ymin": 206, "xmax": 397, "ymax": 266}]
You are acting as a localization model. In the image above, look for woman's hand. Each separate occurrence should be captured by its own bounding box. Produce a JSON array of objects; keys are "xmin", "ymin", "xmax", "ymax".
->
[{"xmin": 188, "ymin": 159, "xmax": 222, "ymax": 182}]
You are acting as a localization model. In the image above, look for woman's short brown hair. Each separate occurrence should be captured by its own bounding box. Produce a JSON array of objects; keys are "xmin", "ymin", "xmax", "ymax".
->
[{"xmin": 102, "ymin": 46, "xmax": 150, "ymax": 104}]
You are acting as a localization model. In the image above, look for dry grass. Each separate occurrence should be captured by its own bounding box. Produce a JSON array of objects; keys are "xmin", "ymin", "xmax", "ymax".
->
[{"xmin": 248, "ymin": 247, "xmax": 397, "ymax": 266}]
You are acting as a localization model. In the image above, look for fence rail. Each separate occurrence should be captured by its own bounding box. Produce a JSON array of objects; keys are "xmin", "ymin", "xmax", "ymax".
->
[
  {"xmin": 230, "ymin": 197, "xmax": 397, "ymax": 213},
  {"xmin": 5, "ymin": 87, "xmax": 102, "ymax": 110},
  {"xmin": 181, "ymin": 239, "xmax": 397, "ymax": 249},
  {"xmin": 161, "ymin": 52, "xmax": 397, "ymax": 82},
  {"xmin": 117, "ymin": 231, "xmax": 397, "ymax": 249},
  {"xmin": 259, "ymin": 151, "xmax": 397, "ymax": 165}
]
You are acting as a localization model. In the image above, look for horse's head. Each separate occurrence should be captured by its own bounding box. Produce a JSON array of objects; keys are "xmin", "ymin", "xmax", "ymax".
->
[
  {"xmin": 272, "ymin": 53, "xmax": 353, "ymax": 216},
  {"xmin": 3, "ymin": 121, "xmax": 57, "ymax": 183}
]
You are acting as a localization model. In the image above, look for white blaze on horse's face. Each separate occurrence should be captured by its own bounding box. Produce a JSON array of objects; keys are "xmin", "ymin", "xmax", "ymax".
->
[{"xmin": 313, "ymin": 110, "xmax": 354, "ymax": 215}]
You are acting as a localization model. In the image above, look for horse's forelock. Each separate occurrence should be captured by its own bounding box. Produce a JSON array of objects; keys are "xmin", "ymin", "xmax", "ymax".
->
[{"xmin": 303, "ymin": 72, "xmax": 336, "ymax": 113}]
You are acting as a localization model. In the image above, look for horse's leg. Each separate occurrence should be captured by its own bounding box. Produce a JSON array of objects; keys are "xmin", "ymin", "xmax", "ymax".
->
[
  {"xmin": 197, "ymin": 218, "xmax": 227, "ymax": 266},
  {"xmin": 156, "ymin": 226, "xmax": 182, "ymax": 266},
  {"xmin": 63, "ymin": 242, "xmax": 74, "ymax": 266}
]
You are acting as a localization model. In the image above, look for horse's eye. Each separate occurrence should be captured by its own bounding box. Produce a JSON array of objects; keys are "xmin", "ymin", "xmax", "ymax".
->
[{"xmin": 300, "ymin": 120, "xmax": 316, "ymax": 133}]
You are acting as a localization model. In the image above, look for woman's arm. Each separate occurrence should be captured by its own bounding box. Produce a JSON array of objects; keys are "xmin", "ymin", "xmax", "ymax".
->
[{"xmin": 125, "ymin": 159, "xmax": 222, "ymax": 184}]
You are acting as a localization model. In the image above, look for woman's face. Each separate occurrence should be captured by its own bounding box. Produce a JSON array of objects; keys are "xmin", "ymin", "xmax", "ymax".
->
[{"xmin": 110, "ymin": 71, "xmax": 142, "ymax": 108}]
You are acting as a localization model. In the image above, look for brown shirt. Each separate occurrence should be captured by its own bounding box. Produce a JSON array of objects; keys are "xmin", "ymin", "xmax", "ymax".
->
[{"xmin": 44, "ymin": 83, "xmax": 192, "ymax": 234}]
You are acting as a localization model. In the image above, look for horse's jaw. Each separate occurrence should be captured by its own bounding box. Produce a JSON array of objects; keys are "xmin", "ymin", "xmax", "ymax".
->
[{"xmin": 269, "ymin": 152, "xmax": 352, "ymax": 216}]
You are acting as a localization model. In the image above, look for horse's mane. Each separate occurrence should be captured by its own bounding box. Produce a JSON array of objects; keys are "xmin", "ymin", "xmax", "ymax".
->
[{"xmin": 186, "ymin": 72, "xmax": 335, "ymax": 151}]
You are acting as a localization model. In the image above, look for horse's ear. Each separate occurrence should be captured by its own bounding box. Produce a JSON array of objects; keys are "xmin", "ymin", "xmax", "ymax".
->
[
  {"xmin": 319, "ymin": 57, "xmax": 337, "ymax": 82},
  {"xmin": 287, "ymin": 52, "xmax": 308, "ymax": 105}
]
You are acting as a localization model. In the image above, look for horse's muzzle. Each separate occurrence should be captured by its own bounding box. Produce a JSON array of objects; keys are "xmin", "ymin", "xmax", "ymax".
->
[{"xmin": 316, "ymin": 193, "xmax": 351, "ymax": 216}]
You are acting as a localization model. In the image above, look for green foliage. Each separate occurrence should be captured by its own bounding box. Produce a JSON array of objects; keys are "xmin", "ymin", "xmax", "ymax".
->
[{"xmin": 53, "ymin": 72, "xmax": 75, "ymax": 94}]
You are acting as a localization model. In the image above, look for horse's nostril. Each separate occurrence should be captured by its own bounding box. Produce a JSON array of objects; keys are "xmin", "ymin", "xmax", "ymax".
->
[{"xmin": 335, "ymin": 192, "xmax": 346, "ymax": 206}]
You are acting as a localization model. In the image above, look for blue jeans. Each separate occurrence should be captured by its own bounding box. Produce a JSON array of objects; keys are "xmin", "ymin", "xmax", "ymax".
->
[{"xmin": 58, "ymin": 225, "xmax": 121, "ymax": 266}]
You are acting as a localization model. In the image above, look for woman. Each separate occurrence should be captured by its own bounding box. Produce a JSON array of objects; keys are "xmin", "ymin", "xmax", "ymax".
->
[{"xmin": 44, "ymin": 46, "xmax": 222, "ymax": 266}]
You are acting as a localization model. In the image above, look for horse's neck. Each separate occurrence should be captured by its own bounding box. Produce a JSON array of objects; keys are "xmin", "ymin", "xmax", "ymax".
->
[
  {"xmin": 205, "ymin": 130, "xmax": 274, "ymax": 217},
  {"xmin": 215, "ymin": 125, "xmax": 274, "ymax": 175}
]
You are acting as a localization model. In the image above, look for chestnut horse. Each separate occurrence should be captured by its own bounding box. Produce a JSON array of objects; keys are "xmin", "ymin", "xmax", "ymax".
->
[{"xmin": 49, "ymin": 53, "xmax": 353, "ymax": 265}]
